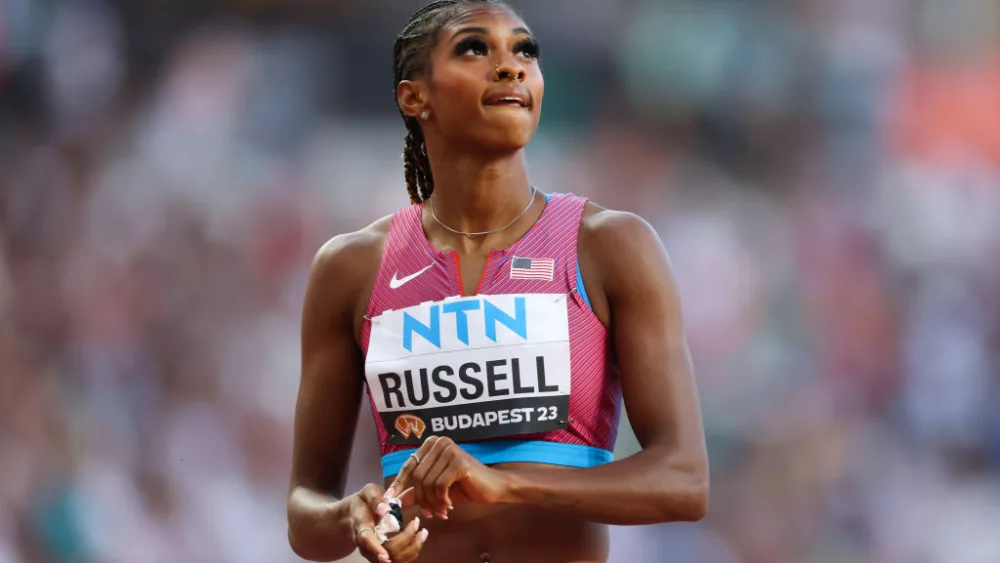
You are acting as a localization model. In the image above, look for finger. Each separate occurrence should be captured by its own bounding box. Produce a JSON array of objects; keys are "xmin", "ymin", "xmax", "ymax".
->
[
  {"xmin": 407, "ymin": 438, "xmax": 449, "ymax": 513},
  {"xmin": 357, "ymin": 528, "xmax": 391, "ymax": 563},
  {"xmin": 431, "ymin": 454, "xmax": 467, "ymax": 515},
  {"xmin": 379, "ymin": 486, "xmax": 417, "ymax": 515},
  {"xmin": 359, "ymin": 544, "xmax": 388, "ymax": 563},
  {"xmin": 423, "ymin": 443, "xmax": 459, "ymax": 516},
  {"xmin": 390, "ymin": 440, "xmax": 443, "ymax": 519},
  {"xmin": 397, "ymin": 487, "xmax": 415, "ymax": 504},
  {"xmin": 390, "ymin": 438, "xmax": 438, "ymax": 497},
  {"xmin": 360, "ymin": 483, "xmax": 391, "ymax": 518},
  {"xmin": 418, "ymin": 438, "xmax": 460, "ymax": 520},
  {"xmin": 384, "ymin": 516, "xmax": 420, "ymax": 556},
  {"xmin": 397, "ymin": 487, "xmax": 420, "ymax": 514},
  {"xmin": 392, "ymin": 527, "xmax": 430, "ymax": 563}
]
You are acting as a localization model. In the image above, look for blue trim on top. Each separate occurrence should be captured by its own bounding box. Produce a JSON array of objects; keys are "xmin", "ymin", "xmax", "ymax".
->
[
  {"xmin": 380, "ymin": 440, "xmax": 613, "ymax": 479},
  {"xmin": 544, "ymin": 191, "xmax": 592, "ymax": 310},
  {"xmin": 575, "ymin": 263, "xmax": 591, "ymax": 309}
]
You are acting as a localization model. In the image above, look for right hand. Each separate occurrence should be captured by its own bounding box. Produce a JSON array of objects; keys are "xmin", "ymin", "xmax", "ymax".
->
[{"xmin": 353, "ymin": 483, "xmax": 429, "ymax": 563}]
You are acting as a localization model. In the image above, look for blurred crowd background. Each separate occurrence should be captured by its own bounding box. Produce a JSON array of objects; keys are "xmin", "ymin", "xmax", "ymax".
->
[{"xmin": 1, "ymin": 0, "xmax": 999, "ymax": 562}]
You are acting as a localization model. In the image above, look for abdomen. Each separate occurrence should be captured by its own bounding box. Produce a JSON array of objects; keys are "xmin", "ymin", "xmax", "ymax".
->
[{"xmin": 385, "ymin": 463, "xmax": 609, "ymax": 563}]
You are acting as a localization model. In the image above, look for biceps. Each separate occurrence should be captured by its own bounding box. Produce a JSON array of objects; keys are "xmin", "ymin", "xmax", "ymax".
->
[{"xmin": 290, "ymin": 343, "xmax": 364, "ymax": 497}]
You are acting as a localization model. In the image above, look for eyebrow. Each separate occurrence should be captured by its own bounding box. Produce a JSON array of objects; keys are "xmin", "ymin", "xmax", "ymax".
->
[{"xmin": 449, "ymin": 26, "xmax": 532, "ymax": 42}]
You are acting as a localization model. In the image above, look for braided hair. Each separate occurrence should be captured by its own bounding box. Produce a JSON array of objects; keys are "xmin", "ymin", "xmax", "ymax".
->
[{"xmin": 393, "ymin": 0, "xmax": 511, "ymax": 204}]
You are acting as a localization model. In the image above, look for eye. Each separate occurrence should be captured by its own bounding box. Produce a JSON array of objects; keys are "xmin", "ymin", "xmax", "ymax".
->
[
  {"xmin": 514, "ymin": 38, "xmax": 540, "ymax": 60},
  {"xmin": 454, "ymin": 37, "xmax": 489, "ymax": 57}
]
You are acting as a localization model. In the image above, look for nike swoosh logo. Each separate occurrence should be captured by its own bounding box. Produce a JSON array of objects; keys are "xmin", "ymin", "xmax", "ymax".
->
[{"xmin": 389, "ymin": 264, "xmax": 434, "ymax": 289}]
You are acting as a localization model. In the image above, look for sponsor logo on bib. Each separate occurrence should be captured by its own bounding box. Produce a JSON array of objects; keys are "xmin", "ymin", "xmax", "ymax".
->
[
  {"xmin": 394, "ymin": 414, "xmax": 427, "ymax": 440},
  {"xmin": 365, "ymin": 293, "xmax": 571, "ymax": 444}
]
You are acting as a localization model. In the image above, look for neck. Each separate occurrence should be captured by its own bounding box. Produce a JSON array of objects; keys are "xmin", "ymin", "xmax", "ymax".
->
[{"xmin": 424, "ymin": 146, "xmax": 534, "ymax": 233}]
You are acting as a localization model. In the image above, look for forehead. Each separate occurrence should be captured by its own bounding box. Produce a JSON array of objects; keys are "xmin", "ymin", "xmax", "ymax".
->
[{"xmin": 441, "ymin": 5, "xmax": 530, "ymax": 36}]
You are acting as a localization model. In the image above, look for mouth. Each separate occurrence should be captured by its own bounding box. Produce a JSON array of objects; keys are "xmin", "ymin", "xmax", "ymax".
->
[{"xmin": 483, "ymin": 89, "xmax": 531, "ymax": 108}]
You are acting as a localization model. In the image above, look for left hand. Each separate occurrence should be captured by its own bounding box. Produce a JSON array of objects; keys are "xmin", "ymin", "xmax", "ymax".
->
[{"xmin": 387, "ymin": 436, "xmax": 509, "ymax": 519}]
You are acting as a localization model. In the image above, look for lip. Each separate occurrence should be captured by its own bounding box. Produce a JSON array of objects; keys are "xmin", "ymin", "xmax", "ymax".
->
[{"xmin": 482, "ymin": 87, "xmax": 531, "ymax": 108}]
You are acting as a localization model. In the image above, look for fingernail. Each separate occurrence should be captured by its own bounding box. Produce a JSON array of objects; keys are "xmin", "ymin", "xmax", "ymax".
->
[
  {"xmin": 418, "ymin": 529, "xmax": 429, "ymax": 541},
  {"xmin": 438, "ymin": 513, "xmax": 449, "ymax": 520},
  {"xmin": 447, "ymin": 505, "xmax": 454, "ymax": 510},
  {"xmin": 422, "ymin": 509, "xmax": 433, "ymax": 519},
  {"xmin": 412, "ymin": 516, "xmax": 421, "ymax": 530},
  {"xmin": 379, "ymin": 555, "xmax": 390, "ymax": 563},
  {"xmin": 376, "ymin": 502, "xmax": 389, "ymax": 516}
]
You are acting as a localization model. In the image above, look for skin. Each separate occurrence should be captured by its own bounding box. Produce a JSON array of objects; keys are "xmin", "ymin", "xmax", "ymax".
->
[{"xmin": 287, "ymin": 6, "xmax": 709, "ymax": 563}]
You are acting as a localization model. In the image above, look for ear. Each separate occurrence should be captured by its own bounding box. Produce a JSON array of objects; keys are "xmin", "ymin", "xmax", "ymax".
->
[{"xmin": 396, "ymin": 80, "xmax": 428, "ymax": 120}]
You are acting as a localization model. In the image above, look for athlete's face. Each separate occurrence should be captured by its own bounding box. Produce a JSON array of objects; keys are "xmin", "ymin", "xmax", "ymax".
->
[{"xmin": 398, "ymin": 6, "xmax": 544, "ymax": 153}]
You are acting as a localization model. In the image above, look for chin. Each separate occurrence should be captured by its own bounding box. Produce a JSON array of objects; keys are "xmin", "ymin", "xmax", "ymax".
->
[
  {"xmin": 475, "ymin": 123, "xmax": 538, "ymax": 153},
  {"xmin": 476, "ymin": 133, "xmax": 533, "ymax": 154}
]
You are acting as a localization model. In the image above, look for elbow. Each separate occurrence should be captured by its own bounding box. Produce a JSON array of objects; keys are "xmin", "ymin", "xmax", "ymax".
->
[
  {"xmin": 682, "ymin": 478, "xmax": 709, "ymax": 522},
  {"xmin": 287, "ymin": 504, "xmax": 338, "ymax": 562},
  {"xmin": 286, "ymin": 484, "xmax": 357, "ymax": 562},
  {"xmin": 288, "ymin": 523, "xmax": 341, "ymax": 562},
  {"xmin": 287, "ymin": 528, "xmax": 310, "ymax": 561},
  {"xmin": 652, "ymin": 467, "xmax": 710, "ymax": 523},
  {"xmin": 287, "ymin": 522, "xmax": 322, "ymax": 562}
]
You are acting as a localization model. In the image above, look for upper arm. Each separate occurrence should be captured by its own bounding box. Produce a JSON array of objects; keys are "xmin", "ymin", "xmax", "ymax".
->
[
  {"xmin": 580, "ymin": 209, "xmax": 707, "ymax": 472},
  {"xmin": 289, "ymin": 228, "xmax": 385, "ymax": 499}
]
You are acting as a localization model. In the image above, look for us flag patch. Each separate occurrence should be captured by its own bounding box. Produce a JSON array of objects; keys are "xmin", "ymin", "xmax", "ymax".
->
[{"xmin": 509, "ymin": 256, "xmax": 555, "ymax": 281}]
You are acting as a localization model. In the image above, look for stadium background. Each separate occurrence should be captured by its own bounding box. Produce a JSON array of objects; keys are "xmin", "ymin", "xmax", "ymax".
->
[{"xmin": 1, "ymin": 0, "xmax": 999, "ymax": 561}]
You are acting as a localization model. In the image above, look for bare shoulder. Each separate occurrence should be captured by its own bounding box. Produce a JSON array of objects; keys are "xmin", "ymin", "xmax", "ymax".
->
[
  {"xmin": 311, "ymin": 214, "xmax": 393, "ymax": 282},
  {"xmin": 577, "ymin": 201, "xmax": 670, "ymax": 324},
  {"xmin": 305, "ymin": 214, "xmax": 394, "ymax": 328},
  {"xmin": 579, "ymin": 202, "xmax": 665, "ymax": 266}
]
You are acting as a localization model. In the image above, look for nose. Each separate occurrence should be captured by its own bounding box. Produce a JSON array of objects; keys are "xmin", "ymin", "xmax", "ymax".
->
[{"xmin": 494, "ymin": 58, "xmax": 525, "ymax": 82}]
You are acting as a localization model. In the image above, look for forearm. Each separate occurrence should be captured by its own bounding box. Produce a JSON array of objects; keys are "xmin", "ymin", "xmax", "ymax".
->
[
  {"xmin": 501, "ymin": 446, "xmax": 708, "ymax": 526},
  {"xmin": 287, "ymin": 486, "xmax": 359, "ymax": 562}
]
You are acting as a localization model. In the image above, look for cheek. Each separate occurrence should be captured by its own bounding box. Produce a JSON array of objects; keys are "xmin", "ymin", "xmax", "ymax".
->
[
  {"xmin": 526, "ymin": 67, "xmax": 544, "ymax": 107},
  {"xmin": 432, "ymin": 73, "xmax": 486, "ymax": 115}
]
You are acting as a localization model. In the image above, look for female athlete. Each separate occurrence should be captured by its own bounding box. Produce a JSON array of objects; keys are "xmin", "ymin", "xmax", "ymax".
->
[{"xmin": 286, "ymin": 1, "xmax": 709, "ymax": 562}]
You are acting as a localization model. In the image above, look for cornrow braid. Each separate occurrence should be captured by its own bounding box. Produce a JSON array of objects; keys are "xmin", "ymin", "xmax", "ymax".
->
[
  {"xmin": 402, "ymin": 130, "xmax": 422, "ymax": 204},
  {"xmin": 392, "ymin": 0, "xmax": 511, "ymax": 203}
]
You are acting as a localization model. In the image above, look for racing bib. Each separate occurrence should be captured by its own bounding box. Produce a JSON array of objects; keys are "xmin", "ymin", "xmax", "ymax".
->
[{"xmin": 365, "ymin": 293, "xmax": 571, "ymax": 445}]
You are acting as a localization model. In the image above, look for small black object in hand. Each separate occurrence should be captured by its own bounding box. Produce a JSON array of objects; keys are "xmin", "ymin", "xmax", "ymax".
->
[{"xmin": 388, "ymin": 498, "xmax": 404, "ymax": 530}]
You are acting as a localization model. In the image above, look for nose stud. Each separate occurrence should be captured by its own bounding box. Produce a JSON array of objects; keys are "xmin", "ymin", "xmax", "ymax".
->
[{"xmin": 495, "ymin": 64, "xmax": 524, "ymax": 81}]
